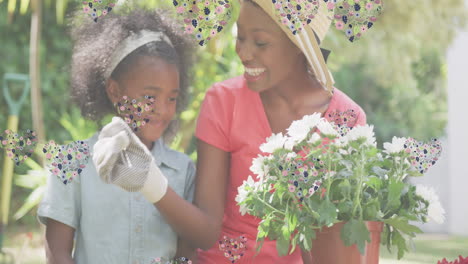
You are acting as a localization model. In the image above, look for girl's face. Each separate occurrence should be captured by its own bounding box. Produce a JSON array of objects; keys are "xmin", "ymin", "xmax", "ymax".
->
[
  {"xmin": 107, "ymin": 56, "xmax": 180, "ymax": 148},
  {"xmin": 236, "ymin": 1, "xmax": 305, "ymax": 93}
]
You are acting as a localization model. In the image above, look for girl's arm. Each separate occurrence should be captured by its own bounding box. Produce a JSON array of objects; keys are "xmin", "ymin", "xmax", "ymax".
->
[
  {"xmin": 45, "ymin": 219, "xmax": 75, "ymax": 264},
  {"xmin": 154, "ymin": 140, "xmax": 230, "ymax": 250}
]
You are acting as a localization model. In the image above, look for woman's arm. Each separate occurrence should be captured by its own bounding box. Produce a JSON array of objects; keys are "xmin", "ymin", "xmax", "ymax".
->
[
  {"xmin": 155, "ymin": 140, "xmax": 230, "ymax": 250},
  {"xmin": 301, "ymin": 249, "xmax": 313, "ymax": 264},
  {"xmin": 175, "ymin": 237, "xmax": 198, "ymax": 263},
  {"xmin": 44, "ymin": 218, "xmax": 75, "ymax": 264}
]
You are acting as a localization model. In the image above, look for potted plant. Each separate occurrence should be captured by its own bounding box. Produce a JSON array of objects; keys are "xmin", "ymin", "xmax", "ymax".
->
[{"xmin": 236, "ymin": 112, "xmax": 444, "ymax": 263}]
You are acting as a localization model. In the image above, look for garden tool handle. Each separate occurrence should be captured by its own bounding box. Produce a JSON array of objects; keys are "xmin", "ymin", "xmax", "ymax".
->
[{"xmin": 2, "ymin": 73, "xmax": 30, "ymax": 116}]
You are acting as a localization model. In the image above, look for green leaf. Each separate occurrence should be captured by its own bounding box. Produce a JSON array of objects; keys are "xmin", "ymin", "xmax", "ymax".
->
[
  {"xmin": 337, "ymin": 179, "xmax": 352, "ymax": 199},
  {"xmin": 386, "ymin": 180, "xmax": 405, "ymax": 211},
  {"xmin": 337, "ymin": 201, "xmax": 353, "ymax": 220},
  {"xmin": 367, "ymin": 176, "xmax": 382, "ymax": 190},
  {"xmin": 317, "ymin": 199, "xmax": 338, "ymax": 225},
  {"xmin": 341, "ymin": 219, "xmax": 370, "ymax": 255},
  {"xmin": 384, "ymin": 217, "xmax": 423, "ymax": 235},
  {"xmin": 371, "ymin": 166, "xmax": 388, "ymax": 178},
  {"xmin": 365, "ymin": 147, "xmax": 378, "ymax": 157},
  {"xmin": 281, "ymin": 223, "xmax": 290, "ymax": 240},
  {"xmin": 13, "ymin": 185, "xmax": 45, "ymax": 219},
  {"xmin": 276, "ymin": 236, "xmax": 290, "ymax": 256},
  {"xmin": 391, "ymin": 230, "xmax": 407, "ymax": 259},
  {"xmin": 363, "ymin": 199, "xmax": 380, "ymax": 220},
  {"xmin": 289, "ymin": 212, "xmax": 298, "ymax": 232}
]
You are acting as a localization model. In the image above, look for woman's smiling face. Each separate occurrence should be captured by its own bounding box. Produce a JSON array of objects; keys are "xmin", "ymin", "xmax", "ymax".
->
[{"xmin": 235, "ymin": 0, "xmax": 306, "ymax": 93}]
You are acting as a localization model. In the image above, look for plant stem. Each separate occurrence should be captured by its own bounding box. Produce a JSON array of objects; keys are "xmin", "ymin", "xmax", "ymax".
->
[
  {"xmin": 351, "ymin": 148, "xmax": 366, "ymax": 220},
  {"xmin": 254, "ymin": 192, "xmax": 285, "ymax": 216}
]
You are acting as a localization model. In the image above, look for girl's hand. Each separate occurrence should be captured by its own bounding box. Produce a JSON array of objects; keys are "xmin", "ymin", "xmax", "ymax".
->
[{"xmin": 93, "ymin": 116, "xmax": 168, "ymax": 203}]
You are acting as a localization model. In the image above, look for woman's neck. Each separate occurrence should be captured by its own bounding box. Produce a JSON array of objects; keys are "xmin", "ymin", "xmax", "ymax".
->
[{"xmin": 261, "ymin": 71, "xmax": 326, "ymax": 109}]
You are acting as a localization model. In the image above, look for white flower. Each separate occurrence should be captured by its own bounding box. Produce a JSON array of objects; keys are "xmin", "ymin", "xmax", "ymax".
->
[
  {"xmin": 415, "ymin": 185, "xmax": 446, "ymax": 224},
  {"xmin": 317, "ymin": 119, "xmax": 339, "ymax": 137},
  {"xmin": 383, "ymin": 136, "xmax": 407, "ymax": 154},
  {"xmin": 284, "ymin": 138, "xmax": 296, "ymax": 151},
  {"xmin": 307, "ymin": 132, "xmax": 321, "ymax": 145},
  {"xmin": 236, "ymin": 176, "xmax": 261, "ymax": 215},
  {"xmin": 287, "ymin": 113, "xmax": 322, "ymax": 143},
  {"xmin": 342, "ymin": 124, "xmax": 376, "ymax": 147},
  {"xmin": 260, "ymin": 133, "xmax": 288, "ymax": 153},
  {"xmin": 250, "ymin": 155, "xmax": 268, "ymax": 179},
  {"xmin": 286, "ymin": 152, "xmax": 297, "ymax": 159}
]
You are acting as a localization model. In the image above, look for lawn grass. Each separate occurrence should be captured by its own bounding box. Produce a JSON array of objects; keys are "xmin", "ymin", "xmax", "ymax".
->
[
  {"xmin": 2, "ymin": 223, "xmax": 468, "ymax": 264},
  {"xmin": 380, "ymin": 234, "xmax": 468, "ymax": 264}
]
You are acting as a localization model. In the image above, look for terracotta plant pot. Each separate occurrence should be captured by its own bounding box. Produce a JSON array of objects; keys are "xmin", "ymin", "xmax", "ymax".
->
[{"xmin": 311, "ymin": 221, "xmax": 384, "ymax": 264}]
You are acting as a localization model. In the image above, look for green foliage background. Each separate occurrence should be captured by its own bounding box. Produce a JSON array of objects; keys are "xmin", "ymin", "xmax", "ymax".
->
[{"xmin": 0, "ymin": 0, "xmax": 466, "ymax": 225}]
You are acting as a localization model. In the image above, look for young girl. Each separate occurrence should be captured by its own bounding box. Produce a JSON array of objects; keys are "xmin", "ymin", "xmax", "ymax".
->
[{"xmin": 38, "ymin": 9, "xmax": 196, "ymax": 264}]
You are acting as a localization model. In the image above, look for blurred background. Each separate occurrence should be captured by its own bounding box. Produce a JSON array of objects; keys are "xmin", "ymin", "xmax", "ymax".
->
[{"xmin": 0, "ymin": 0, "xmax": 467, "ymax": 263}]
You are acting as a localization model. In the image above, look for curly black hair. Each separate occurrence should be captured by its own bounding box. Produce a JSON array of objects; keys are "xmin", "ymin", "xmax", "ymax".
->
[{"xmin": 70, "ymin": 8, "xmax": 194, "ymax": 142}]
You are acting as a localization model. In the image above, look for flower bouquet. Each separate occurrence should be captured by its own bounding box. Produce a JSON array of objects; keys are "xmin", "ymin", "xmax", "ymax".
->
[{"xmin": 236, "ymin": 112, "xmax": 444, "ymax": 260}]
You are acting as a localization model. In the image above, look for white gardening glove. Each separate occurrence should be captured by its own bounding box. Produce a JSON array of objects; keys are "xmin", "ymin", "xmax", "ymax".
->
[{"xmin": 93, "ymin": 116, "xmax": 168, "ymax": 203}]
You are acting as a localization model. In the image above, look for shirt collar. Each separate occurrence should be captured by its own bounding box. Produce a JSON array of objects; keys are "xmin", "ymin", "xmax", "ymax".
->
[{"xmin": 150, "ymin": 139, "xmax": 181, "ymax": 171}]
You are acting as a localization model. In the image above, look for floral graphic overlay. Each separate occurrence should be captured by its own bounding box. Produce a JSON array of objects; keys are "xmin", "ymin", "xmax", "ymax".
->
[
  {"xmin": 173, "ymin": 0, "xmax": 233, "ymax": 46},
  {"xmin": 272, "ymin": 0, "xmax": 320, "ymax": 35},
  {"xmin": 326, "ymin": 109, "xmax": 358, "ymax": 136},
  {"xmin": 218, "ymin": 235, "xmax": 247, "ymax": 263},
  {"xmin": 43, "ymin": 140, "xmax": 91, "ymax": 185},
  {"xmin": 82, "ymin": 1, "xmax": 116, "ymax": 23},
  {"xmin": 149, "ymin": 257, "xmax": 192, "ymax": 264},
  {"xmin": 114, "ymin": 95, "xmax": 156, "ymax": 132},
  {"xmin": 403, "ymin": 138, "xmax": 442, "ymax": 174},
  {"xmin": 236, "ymin": 113, "xmax": 444, "ymax": 258},
  {"xmin": 1, "ymin": 129, "xmax": 37, "ymax": 166},
  {"xmin": 329, "ymin": 0, "xmax": 383, "ymax": 42},
  {"xmin": 279, "ymin": 153, "xmax": 324, "ymax": 202}
]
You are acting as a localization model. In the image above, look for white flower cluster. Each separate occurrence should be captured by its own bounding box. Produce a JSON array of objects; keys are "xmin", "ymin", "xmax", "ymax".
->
[
  {"xmin": 383, "ymin": 136, "xmax": 407, "ymax": 154},
  {"xmin": 415, "ymin": 184, "xmax": 446, "ymax": 224},
  {"xmin": 236, "ymin": 176, "xmax": 262, "ymax": 216},
  {"xmin": 259, "ymin": 113, "xmax": 378, "ymax": 155}
]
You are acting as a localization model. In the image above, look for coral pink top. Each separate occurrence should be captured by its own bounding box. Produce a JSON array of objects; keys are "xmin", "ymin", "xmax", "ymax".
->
[{"xmin": 195, "ymin": 76, "xmax": 366, "ymax": 264}]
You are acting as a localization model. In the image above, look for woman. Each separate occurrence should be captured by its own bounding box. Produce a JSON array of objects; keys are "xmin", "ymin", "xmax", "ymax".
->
[{"xmin": 144, "ymin": 0, "xmax": 366, "ymax": 263}]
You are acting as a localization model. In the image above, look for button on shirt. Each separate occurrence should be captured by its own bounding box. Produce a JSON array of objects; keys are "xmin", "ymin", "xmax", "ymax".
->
[{"xmin": 37, "ymin": 134, "xmax": 196, "ymax": 264}]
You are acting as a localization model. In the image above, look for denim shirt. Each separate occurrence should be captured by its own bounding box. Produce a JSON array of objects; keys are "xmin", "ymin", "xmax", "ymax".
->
[{"xmin": 37, "ymin": 133, "xmax": 196, "ymax": 264}]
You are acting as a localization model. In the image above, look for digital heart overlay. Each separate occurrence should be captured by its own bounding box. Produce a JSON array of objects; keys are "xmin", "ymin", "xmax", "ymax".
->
[
  {"xmin": 114, "ymin": 95, "xmax": 156, "ymax": 132},
  {"xmin": 218, "ymin": 235, "xmax": 248, "ymax": 263},
  {"xmin": 82, "ymin": 1, "xmax": 116, "ymax": 23},
  {"xmin": 326, "ymin": 109, "xmax": 358, "ymax": 136},
  {"xmin": 43, "ymin": 140, "xmax": 91, "ymax": 185},
  {"xmin": 329, "ymin": 0, "xmax": 383, "ymax": 42},
  {"xmin": 0, "ymin": 129, "xmax": 38, "ymax": 166},
  {"xmin": 173, "ymin": 0, "xmax": 233, "ymax": 46},
  {"xmin": 404, "ymin": 138, "xmax": 442, "ymax": 174}
]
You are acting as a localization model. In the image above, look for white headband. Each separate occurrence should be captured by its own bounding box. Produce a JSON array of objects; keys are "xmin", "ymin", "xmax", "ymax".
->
[{"xmin": 105, "ymin": 30, "xmax": 174, "ymax": 79}]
